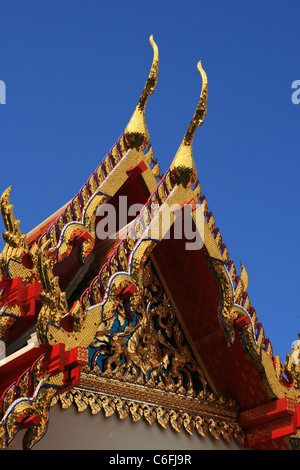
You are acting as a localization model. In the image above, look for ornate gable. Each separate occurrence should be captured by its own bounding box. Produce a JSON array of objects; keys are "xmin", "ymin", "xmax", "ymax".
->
[
  {"xmin": 54, "ymin": 260, "xmax": 243, "ymax": 444},
  {"xmin": 0, "ymin": 36, "xmax": 299, "ymax": 451}
]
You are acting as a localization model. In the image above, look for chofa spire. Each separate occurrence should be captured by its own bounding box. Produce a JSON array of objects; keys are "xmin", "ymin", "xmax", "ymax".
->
[
  {"xmin": 124, "ymin": 35, "xmax": 159, "ymax": 152},
  {"xmin": 170, "ymin": 61, "xmax": 208, "ymax": 188}
]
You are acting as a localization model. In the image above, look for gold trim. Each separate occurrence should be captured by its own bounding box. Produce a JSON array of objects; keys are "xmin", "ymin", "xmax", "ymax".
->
[{"xmin": 52, "ymin": 382, "xmax": 245, "ymax": 445}]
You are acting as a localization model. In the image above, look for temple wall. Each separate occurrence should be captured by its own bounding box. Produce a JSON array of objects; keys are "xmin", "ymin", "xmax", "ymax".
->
[{"xmin": 8, "ymin": 403, "xmax": 245, "ymax": 450}]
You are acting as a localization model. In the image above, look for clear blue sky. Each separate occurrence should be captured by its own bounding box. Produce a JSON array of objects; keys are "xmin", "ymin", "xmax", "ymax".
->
[{"xmin": 0, "ymin": 1, "xmax": 299, "ymax": 364}]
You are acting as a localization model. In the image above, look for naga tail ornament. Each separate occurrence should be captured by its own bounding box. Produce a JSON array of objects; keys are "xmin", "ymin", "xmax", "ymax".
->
[
  {"xmin": 0, "ymin": 186, "xmax": 22, "ymax": 238},
  {"xmin": 0, "ymin": 186, "xmax": 28, "ymax": 277},
  {"xmin": 124, "ymin": 35, "xmax": 159, "ymax": 152},
  {"xmin": 170, "ymin": 61, "xmax": 208, "ymax": 188}
]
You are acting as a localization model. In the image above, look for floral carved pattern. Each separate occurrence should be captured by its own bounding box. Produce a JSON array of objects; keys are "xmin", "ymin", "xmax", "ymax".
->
[{"xmin": 53, "ymin": 388, "xmax": 245, "ymax": 446}]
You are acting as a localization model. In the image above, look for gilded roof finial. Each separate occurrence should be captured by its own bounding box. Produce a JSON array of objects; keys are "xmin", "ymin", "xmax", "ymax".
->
[
  {"xmin": 170, "ymin": 61, "xmax": 208, "ymax": 187},
  {"xmin": 124, "ymin": 35, "xmax": 159, "ymax": 152},
  {"xmin": 0, "ymin": 186, "xmax": 22, "ymax": 237}
]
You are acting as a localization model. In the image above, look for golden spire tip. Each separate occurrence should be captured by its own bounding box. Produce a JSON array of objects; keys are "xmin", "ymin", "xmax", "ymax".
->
[
  {"xmin": 124, "ymin": 35, "xmax": 159, "ymax": 152},
  {"xmin": 170, "ymin": 61, "xmax": 208, "ymax": 188}
]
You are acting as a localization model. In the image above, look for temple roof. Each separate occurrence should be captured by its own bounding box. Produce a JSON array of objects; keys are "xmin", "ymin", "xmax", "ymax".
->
[{"xmin": 0, "ymin": 36, "xmax": 299, "ymax": 451}]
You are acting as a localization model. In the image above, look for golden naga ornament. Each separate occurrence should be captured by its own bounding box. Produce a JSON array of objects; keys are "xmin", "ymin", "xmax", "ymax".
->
[
  {"xmin": 170, "ymin": 61, "xmax": 207, "ymax": 188},
  {"xmin": 124, "ymin": 35, "xmax": 159, "ymax": 152}
]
